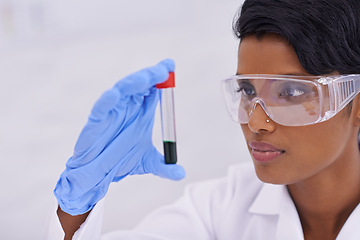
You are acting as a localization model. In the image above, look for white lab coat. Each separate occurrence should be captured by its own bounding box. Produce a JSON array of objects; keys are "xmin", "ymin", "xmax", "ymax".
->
[{"xmin": 46, "ymin": 162, "xmax": 360, "ymax": 240}]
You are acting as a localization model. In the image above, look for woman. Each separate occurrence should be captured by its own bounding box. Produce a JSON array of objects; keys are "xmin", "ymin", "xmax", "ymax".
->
[{"xmin": 49, "ymin": 0, "xmax": 360, "ymax": 239}]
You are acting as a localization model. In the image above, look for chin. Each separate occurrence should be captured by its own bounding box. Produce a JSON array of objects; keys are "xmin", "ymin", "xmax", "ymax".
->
[{"xmin": 253, "ymin": 164, "xmax": 297, "ymax": 185}]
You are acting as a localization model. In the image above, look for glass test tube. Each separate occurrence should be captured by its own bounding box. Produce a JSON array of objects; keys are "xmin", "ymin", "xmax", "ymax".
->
[{"xmin": 156, "ymin": 72, "xmax": 177, "ymax": 164}]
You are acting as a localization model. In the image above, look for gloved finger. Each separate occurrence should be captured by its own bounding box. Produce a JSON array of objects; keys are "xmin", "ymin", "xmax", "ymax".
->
[
  {"xmin": 115, "ymin": 59, "xmax": 175, "ymax": 97},
  {"xmin": 89, "ymin": 88, "xmax": 120, "ymax": 121},
  {"xmin": 145, "ymin": 151, "xmax": 186, "ymax": 181},
  {"xmin": 140, "ymin": 87, "xmax": 160, "ymax": 115},
  {"xmin": 153, "ymin": 160, "xmax": 186, "ymax": 181},
  {"xmin": 157, "ymin": 58, "xmax": 175, "ymax": 73}
]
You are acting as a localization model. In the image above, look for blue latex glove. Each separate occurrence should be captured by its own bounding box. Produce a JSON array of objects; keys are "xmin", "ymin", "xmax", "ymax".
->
[{"xmin": 54, "ymin": 59, "xmax": 185, "ymax": 216}]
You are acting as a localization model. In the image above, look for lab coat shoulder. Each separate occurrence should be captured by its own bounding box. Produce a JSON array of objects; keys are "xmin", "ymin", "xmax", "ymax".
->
[
  {"xmin": 184, "ymin": 161, "xmax": 266, "ymax": 238},
  {"xmin": 122, "ymin": 161, "xmax": 266, "ymax": 240}
]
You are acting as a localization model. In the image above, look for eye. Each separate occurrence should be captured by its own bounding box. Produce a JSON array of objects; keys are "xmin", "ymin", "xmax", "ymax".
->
[
  {"xmin": 237, "ymin": 81, "xmax": 256, "ymax": 97},
  {"xmin": 281, "ymin": 88, "xmax": 305, "ymax": 97},
  {"xmin": 278, "ymin": 83, "xmax": 310, "ymax": 98}
]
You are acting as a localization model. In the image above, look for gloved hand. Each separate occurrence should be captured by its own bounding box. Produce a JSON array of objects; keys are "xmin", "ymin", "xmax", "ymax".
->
[{"xmin": 54, "ymin": 59, "xmax": 185, "ymax": 216}]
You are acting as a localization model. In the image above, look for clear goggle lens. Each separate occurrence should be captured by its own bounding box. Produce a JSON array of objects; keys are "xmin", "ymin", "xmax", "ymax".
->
[{"xmin": 221, "ymin": 75, "xmax": 360, "ymax": 126}]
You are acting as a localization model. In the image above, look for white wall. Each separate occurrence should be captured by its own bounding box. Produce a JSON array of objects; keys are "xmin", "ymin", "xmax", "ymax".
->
[{"xmin": 0, "ymin": 0, "xmax": 249, "ymax": 239}]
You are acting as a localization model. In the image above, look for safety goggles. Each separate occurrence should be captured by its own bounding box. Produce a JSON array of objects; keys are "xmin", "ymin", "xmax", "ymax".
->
[{"xmin": 221, "ymin": 74, "xmax": 360, "ymax": 126}]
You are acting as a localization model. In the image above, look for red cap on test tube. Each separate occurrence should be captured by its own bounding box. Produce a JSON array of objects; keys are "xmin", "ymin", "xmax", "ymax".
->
[{"xmin": 156, "ymin": 72, "xmax": 175, "ymax": 89}]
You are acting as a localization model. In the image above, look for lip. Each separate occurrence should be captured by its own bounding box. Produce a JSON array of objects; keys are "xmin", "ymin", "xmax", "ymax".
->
[{"xmin": 249, "ymin": 141, "xmax": 285, "ymax": 162}]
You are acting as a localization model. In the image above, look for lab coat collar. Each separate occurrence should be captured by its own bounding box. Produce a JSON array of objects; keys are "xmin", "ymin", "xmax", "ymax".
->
[
  {"xmin": 248, "ymin": 183, "xmax": 285, "ymax": 215},
  {"xmin": 248, "ymin": 182, "xmax": 360, "ymax": 239},
  {"xmin": 336, "ymin": 203, "xmax": 360, "ymax": 240},
  {"xmin": 249, "ymin": 183, "xmax": 304, "ymax": 240}
]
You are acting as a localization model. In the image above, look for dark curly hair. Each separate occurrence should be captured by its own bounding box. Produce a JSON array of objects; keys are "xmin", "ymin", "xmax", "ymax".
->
[{"xmin": 233, "ymin": 0, "xmax": 360, "ymax": 75}]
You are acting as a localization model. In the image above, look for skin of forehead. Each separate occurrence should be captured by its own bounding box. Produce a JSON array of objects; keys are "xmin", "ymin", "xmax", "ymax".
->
[{"xmin": 237, "ymin": 34, "xmax": 309, "ymax": 76}]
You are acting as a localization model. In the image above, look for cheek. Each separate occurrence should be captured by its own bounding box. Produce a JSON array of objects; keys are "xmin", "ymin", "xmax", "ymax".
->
[
  {"xmin": 286, "ymin": 129, "xmax": 330, "ymax": 159},
  {"xmin": 286, "ymin": 120, "xmax": 349, "ymax": 166}
]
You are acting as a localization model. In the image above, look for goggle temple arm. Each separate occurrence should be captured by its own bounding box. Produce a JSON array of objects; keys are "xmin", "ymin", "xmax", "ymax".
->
[{"xmin": 332, "ymin": 75, "xmax": 360, "ymax": 113}]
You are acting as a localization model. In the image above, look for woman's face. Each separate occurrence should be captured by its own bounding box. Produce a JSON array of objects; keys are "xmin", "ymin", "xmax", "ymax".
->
[{"xmin": 238, "ymin": 34, "xmax": 360, "ymax": 185}]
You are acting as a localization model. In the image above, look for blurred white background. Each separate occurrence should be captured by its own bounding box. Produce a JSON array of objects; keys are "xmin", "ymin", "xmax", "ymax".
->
[{"xmin": 0, "ymin": 0, "xmax": 250, "ymax": 239}]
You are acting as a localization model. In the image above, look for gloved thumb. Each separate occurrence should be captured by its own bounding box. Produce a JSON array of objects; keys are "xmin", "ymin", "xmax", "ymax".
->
[{"xmin": 146, "ymin": 151, "xmax": 186, "ymax": 181}]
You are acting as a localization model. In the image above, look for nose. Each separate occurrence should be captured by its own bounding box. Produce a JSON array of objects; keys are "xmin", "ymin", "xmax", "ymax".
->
[{"xmin": 247, "ymin": 103, "xmax": 276, "ymax": 133}]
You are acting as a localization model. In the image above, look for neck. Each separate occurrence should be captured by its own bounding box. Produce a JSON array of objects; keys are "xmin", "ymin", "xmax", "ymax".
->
[{"xmin": 287, "ymin": 148, "xmax": 360, "ymax": 239}]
